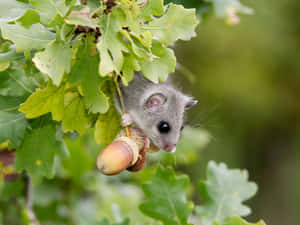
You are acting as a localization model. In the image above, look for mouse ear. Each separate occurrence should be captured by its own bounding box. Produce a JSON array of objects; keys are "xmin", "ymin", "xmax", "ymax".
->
[
  {"xmin": 185, "ymin": 97, "xmax": 198, "ymax": 109},
  {"xmin": 146, "ymin": 93, "xmax": 166, "ymax": 111}
]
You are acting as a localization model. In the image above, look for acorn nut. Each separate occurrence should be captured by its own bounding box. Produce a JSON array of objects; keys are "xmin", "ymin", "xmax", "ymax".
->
[{"xmin": 97, "ymin": 136, "xmax": 139, "ymax": 175}]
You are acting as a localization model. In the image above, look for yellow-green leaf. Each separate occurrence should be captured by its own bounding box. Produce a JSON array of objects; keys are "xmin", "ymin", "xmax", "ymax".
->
[
  {"xmin": 33, "ymin": 41, "xmax": 71, "ymax": 86},
  {"xmin": 19, "ymin": 82, "xmax": 64, "ymax": 120}
]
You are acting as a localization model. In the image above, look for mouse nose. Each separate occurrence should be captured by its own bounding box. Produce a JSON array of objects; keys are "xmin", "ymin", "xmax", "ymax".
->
[{"xmin": 163, "ymin": 143, "xmax": 176, "ymax": 152}]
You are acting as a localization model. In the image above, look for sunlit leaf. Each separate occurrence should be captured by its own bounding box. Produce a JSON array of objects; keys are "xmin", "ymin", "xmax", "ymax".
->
[
  {"xmin": 214, "ymin": 216, "xmax": 267, "ymax": 225},
  {"xmin": 97, "ymin": 8, "xmax": 128, "ymax": 76},
  {"xmin": 140, "ymin": 0, "xmax": 164, "ymax": 21},
  {"xmin": 145, "ymin": 4, "xmax": 199, "ymax": 45},
  {"xmin": 30, "ymin": 0, "xmax": 69, "ymax": 24},
  {"xmin": 66, "ymin": 6, "xmax": 97, "ymax": 29},
  {"xmin": 16, "ymin": 9, "xmax": 40, "ymax": 29},
  {"xmin": 0, "ymin": 23, "xmax": 55, "ymax": 52},
  {"xmin": 94, "ymin": 80, "xmax": 121, "ymax": 144},
  {"xmin": 19, "ymin": 82, "xmax": 65, "ymax": 120},
  {"xmin": 196, "ymin": 161, "xmax": 258, "ymax": 225},
  {"xmin": 140, "ymin": 40, "xmax": 176, "ymax": 83},
  {"xmin": 0, "ymin": 0, "xmax": 30, "ymax": 22},
  {"xmin": 94, "ymin": 104, "xmax": 121, "ymax": 145},
  {"xmin": 33, "ymin": 41, "xmax": 71, "ymax": 86}
]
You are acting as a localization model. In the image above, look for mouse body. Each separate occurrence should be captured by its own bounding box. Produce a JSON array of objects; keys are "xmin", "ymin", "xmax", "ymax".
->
[{"xmin": 117, "ymin": 72, "xmax": 197, "ymax": 152}]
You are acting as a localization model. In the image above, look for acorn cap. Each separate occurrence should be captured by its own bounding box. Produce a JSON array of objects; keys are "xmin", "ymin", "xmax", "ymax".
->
[{"xmin": 127, "ymin": 147, "xmax": 147, "ymax": 172}]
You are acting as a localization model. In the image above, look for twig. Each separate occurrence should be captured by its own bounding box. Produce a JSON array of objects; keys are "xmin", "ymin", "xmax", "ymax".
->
[
  {"xmin": 25, "ymin": 177, "xmax": 41, "ymax": 225},
  {"xmin": 114, "ymin": 76, "xmax": 130, "ymax": 137}
]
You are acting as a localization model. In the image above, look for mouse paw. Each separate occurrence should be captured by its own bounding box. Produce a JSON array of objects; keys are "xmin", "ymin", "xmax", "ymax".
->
[{"xmin": 121, "ymin": 113, "xmax": 134, "ymax": 127}]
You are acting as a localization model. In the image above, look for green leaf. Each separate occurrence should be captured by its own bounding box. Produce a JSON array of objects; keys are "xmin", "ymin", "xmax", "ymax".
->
[
  {"xmin": 94, "ymin": 80, "xmax": 121, "ymax": 144},
  {"xmin": 0, "ymin": 0, "xmax": 30, "ymax": 22},
  {"xmin": 19, "ymin": 82, "xmax": 64, "ymax": 120},
  {"xmin": 0, "ymin": 177, "xmax": 24, "ymax": 201},
  {"xmin": 140, "ymin": 0, "xmax": 164, "ymax": 21},
  {"xmin": 33, "ymin": 41, "xmax": 72, "ymax": 86},
  {"xmin": 16, "ymin": 9, "xmax": 40, "ymax": 29},
  {"xmin": 19, "ymin": 83, "xmax": 91, "ymax": 135},
  {"xmin": 139, "ymin": 166, "xmax": 193, "ymax": 225},
  {"xmin": 66, "ymin": 6, "xmax": 97, "ymax": 29},
  {"xmin": 214, "ymin": 216, "xmax": 267, "ymax": 225},
  {"xmin": 62, "ymin": 138, "xmax": 94, "ymax": 184},
  {"xmin": 97, "ymin": 8, "xmax": 128, "ymax": 76},
  {"xmin": 0, "ymin": 62, "xmax": 9, "ymax": 72},
  {"xmin": 0, "ymin": 45, "xmax": 24, "ymax": 63},
  {"xmin": 15, "ymin": 122, "xmax": 68, "ymax": 183},
  {"xmin": 140, "ymin": 40, "xmax": 176, "ymax": 83},
  {"xmin": 121, "ymin": 52, "xmax": 140, "ymax": 85},
  {"xmin": 196, "ymin": 161, "xmax": 258, "ymax": 225},
  {"xmin": 30, "ymin": 0, "xmax": 69, "ymax": 24},
  {"xmin": 0, "ymin": 96, "xmax": 28, "ymax": 147},
  {"xmin": 0, "ymin": 23, "xmax": 55, "ymax": 52},
  {"xmin": 120, "ymin": 30, "xmax": 151, "ymax": 59},
  {"xmin": 0, "ymin": 69, "xmax": 36, "ymax": 97},
  {"xmin": 61, "ymin": 92, "xmax": 91, "ymax": 135},
  {"xmin": 48, "ymin": 13, "xmax": 65, "ymax": 29},
  {"xmin": 69, "ymin": 37, "xmax": 109, "ymax": 113},
  {"xmin": 97, "ymin": 218, "xmax": 130, "ymax": 225},
  {"xmin": 145, "ymin": 4, "xmax": 199, "ymax": 45},
  {"xmin": 119, "ymin": 0, "xmax": 141, "ymax": 33},
  {"xmin": 94, "ymin": 104, "xmax": 121, "ymax": 145}
]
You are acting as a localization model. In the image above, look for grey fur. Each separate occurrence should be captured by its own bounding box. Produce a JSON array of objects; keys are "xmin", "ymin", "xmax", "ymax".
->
[{"xmin": 117, "ymin": 72, "xmax": 197, "ymax": 151}]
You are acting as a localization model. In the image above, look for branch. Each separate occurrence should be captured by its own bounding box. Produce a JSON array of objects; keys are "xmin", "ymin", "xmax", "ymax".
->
[{"xmin": 25, "ymin": 176, "xmax": 41, "ymax": 225}]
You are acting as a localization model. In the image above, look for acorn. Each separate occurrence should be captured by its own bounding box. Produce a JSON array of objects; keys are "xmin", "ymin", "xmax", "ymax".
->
[
  {"xmin": 127, "ymin": 147, "xmax": 147, "ymax": 172},
  {"xmin": 97, "ymin": 128, "xmax": 148, "ymax": 175}
]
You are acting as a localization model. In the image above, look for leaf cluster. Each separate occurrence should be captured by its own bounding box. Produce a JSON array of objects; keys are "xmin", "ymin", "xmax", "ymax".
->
[
  {"xmin": 0, "ymin": 160, "xmax": 266, "ymax": 225},
  {"xmin": 0, "ymin": 0, "xmax": 200, "ymax": 182}
]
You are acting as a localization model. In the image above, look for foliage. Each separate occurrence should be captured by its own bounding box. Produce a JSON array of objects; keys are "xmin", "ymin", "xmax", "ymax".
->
[
  {"xmin": 1, "ymin": 154, "xmax": 266, "ymax": 225},
  {"xmin": 140, "ymin": 166, "xmax": 193, "ymax": 225},
  {"xmin": 0, "ymin": 0, "xmax": 268, "ymax": 225},
  {"xmin": 196, "ymin": 162, "xmax": 257, "ymax": 225},
  {"xmin": 0, "ymin": 0, "xmax": 200, "ymax": 182}
]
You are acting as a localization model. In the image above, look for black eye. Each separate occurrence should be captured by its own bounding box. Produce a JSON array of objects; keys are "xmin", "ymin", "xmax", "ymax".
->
[
  {"xmin": 181, "ymin": 125, "xmax": 184, "ymax": 131},
  {"xmin": 158, "ymin": 121, "xmax": 171, "ymax": 133}
]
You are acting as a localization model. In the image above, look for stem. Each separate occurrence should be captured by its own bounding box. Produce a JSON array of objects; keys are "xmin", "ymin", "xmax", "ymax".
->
[
  {"xmin": 25, "ymin": 176, "xmax": 41, "ymax": 225},
  {"xmin": 114, "ymin": 76, "xmax": 130, "ymax": 137}
]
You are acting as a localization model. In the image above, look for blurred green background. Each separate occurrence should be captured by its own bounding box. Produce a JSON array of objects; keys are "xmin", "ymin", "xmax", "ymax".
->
[
  {"xmin": 1, "ymin": 0, "xmax": 300, "ymax": 225},
  {"xmin": 174, "ymin": 1, "xmax": 300, "ymax": 225}
]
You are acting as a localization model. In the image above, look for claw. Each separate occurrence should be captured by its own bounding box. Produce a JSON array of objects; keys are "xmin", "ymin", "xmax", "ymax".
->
[{"xmin": 122, "ymin": 113, "xmax": 134, "ymax": 127}]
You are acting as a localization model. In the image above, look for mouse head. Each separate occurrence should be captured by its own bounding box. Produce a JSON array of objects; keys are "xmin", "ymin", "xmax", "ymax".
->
[{"xmin": 135, "ymin": 85, "xmax": 197, "ymax": 152}]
